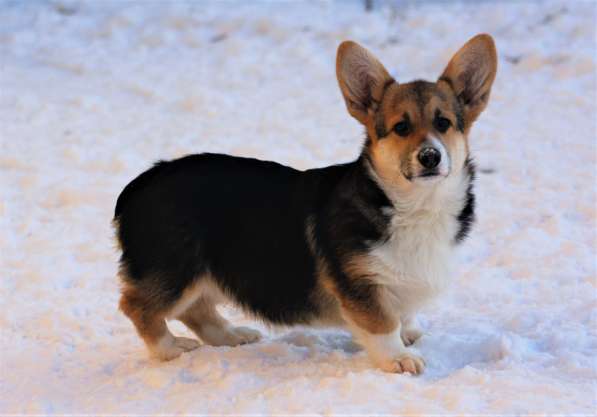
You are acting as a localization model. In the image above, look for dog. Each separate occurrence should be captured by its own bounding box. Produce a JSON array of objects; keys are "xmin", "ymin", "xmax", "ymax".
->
[{"xmin": 114, "ymin": 34, "xmax": 497, "ymax": 374}]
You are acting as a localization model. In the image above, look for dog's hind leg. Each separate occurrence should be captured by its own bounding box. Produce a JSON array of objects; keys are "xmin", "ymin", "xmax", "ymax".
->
[
  {"xmin": 119, "ymin": 286, "xmax": 200, "ymax": 361},
  {"xmin": 178, "ymin": 297, "xmax": 261, "ymax": 347}
]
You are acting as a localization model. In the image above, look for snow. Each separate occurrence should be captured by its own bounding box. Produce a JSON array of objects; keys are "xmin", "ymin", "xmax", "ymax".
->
[{"xmin": 1, "ymin": 0, "xmax": 595, "ymax": 414}]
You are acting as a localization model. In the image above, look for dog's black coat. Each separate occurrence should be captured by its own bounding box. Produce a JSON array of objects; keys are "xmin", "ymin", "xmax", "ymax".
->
[{"xmin": 115, "ymin": 153, "xmax": 474, "ymax": 325}]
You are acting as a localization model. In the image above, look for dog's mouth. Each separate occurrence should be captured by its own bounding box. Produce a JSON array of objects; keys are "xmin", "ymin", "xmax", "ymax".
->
[
  {"xmin": 412, "ymin": 169, "xmax": 451, "ymax": 183},
  {"xmin": 418, "ymin": 170, "xmax": 439, "ymax": 178},
  {"xmin": 403, "ymin": 169, "xmax": 446, "ymax": 182}
]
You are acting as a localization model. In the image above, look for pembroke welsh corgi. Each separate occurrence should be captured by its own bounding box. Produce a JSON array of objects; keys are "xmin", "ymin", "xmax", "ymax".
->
[{"xmin": 114, "ymin": 34, "xmax": 497, "ymax": 374}]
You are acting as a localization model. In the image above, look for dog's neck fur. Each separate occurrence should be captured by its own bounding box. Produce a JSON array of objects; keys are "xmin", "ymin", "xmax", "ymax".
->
[
  {"xmin": 353, "ymin": 150, "xmax": 473, "ymax": 313},
  {"xmin": 367, "ymin": 157, "xmax": 472, "ymax": 226}
]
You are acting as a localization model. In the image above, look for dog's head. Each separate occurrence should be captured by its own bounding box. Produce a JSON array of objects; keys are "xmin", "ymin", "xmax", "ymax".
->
[{"xmin": 337, "ymin": 34, "xmax": 497, "ymax": 190}]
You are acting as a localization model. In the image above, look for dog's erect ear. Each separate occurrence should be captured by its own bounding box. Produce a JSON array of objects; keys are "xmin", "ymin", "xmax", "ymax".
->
[
  {"xmin": 439, "ymin": 34, "xmax": 497, "ymax": 131},
  {"xmin": 336, "ymin": 41, "xmax": 393, "ymax": 125}
]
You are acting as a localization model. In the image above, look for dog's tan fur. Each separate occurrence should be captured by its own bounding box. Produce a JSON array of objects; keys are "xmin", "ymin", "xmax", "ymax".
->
[{"xmin": 119, "ymin": 283, "xmax": 169, "ymax": 349}]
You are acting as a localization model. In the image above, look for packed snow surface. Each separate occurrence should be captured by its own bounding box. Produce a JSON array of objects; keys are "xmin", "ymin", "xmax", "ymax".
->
[{"xmin": 1, "ymin": 0, "xmax": 595, "ymax": 414}]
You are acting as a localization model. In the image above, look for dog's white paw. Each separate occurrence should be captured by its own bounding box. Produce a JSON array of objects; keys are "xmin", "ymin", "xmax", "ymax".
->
[
  {"xmin": 152, "ymin": 336, "xmax": 200, "ymax": 361},
  {"xmin": 401, "ymin": 327, "xmax": 423, "ymax": 346},
  {"xmin": 232, "ymin": 326, "xmax": 262, "ymax": 344},
  {"xmin": 201, "ymin": 325, "xmax": 262, "ymax": 347},
  {"xmin": 379, "ymin": 352, "xmax": 425, "ymax": 375},
  {"xmin": 174, "ymin": 336, "xmax": 201, "ymax": 351}
]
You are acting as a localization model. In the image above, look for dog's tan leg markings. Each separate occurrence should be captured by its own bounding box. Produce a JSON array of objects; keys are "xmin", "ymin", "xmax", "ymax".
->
[
  {"xmin": 344, "ymin": 308, "xmax": 425, "ymax": 375},
  {"xmin": 324, "ymin": 277, "xmax": 425, "ymax": 375},
  {"xmin": 119, "ymin": 290, "xmax": 199, "ymax": 361},
  {"xmin": 179, "ymin": 298, "xmax": 261, "ymax": 347}
]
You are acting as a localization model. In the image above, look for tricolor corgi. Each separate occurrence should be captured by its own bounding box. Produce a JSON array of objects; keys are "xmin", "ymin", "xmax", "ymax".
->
[{"xmin": 114, "ymin": 34, "xmax": 497, "ymax": 374}]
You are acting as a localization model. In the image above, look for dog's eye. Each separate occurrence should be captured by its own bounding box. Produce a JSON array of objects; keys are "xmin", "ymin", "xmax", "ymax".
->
[
  {"xmin": 434, "ymin": 117, "xmax": 451, "ymax": 133},
  {"xmin": 393, "ymin": 121, "xmax": 410, "ymax": 137}
]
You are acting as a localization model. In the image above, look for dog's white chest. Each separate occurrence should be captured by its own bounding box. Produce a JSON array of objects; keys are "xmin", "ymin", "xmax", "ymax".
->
[{"xmin": 369, "ymin": 210, "xmax": 458, "ymax": 313}]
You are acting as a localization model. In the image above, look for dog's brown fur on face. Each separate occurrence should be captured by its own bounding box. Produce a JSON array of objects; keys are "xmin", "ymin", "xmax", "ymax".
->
[{"xmin": 337, "ymin": 34, "xmax": 497, "ymax": 192}]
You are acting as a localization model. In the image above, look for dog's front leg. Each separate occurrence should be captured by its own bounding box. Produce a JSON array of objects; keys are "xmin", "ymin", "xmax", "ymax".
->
[
  {"xmin": 335, "ymin": 285, "xmax": 425, "ymax": 374},
  {"xmin": 350, "ymin": 317, "xmax": 425, "ymax": 374}
]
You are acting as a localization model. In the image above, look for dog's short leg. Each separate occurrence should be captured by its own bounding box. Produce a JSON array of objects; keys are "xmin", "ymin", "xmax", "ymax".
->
[
  {"xmin": 400, "ymin": 315, "xmax": 423, "ymax": 346},
  {"xmin": 350, "ymin": 316, "xmax": 425, "ymax": 375},
  {"xmin": 119, "ymin": 291, "xmax": 200, "ymax": 361},
  {"xmin": 179, "ymin": 298, "xmax": 261, "ymax": 347},
  {"xmin": 350, "ymin": 321, "xmax": 425, "ymax": 374},
  {"xmin": 333, "ymin": 284, "xmax": 425, "ymax": 374}
]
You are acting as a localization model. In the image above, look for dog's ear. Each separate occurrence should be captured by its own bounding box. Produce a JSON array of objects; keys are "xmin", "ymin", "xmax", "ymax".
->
[
  {"xmin": 439, "ymin": 34, "xmax": 497, "ymax": 131},
  {"xmin": 336, "ymin": 41, "xmax": 393, "ymax": 125}
]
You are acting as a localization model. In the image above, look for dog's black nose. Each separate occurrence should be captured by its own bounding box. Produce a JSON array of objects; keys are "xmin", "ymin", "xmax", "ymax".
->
[{"xmin": 418, "ymin": 147, "xmax": 441, "ymax": 169}]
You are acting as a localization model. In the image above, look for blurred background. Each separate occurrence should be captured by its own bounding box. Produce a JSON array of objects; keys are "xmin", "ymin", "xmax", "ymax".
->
[{"xmin": 0, "ymin": 0, "xmax": 595, "ymax": 414}]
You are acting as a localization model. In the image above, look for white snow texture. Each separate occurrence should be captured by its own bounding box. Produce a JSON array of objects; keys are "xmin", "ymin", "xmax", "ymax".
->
[{"xmin": 0, "ymin": 0, "xmax": 595, "ymax": 415}]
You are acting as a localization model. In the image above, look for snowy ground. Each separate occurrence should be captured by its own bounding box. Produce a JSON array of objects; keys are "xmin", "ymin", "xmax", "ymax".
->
[{"xmin": 1, "ymin": 0, "xmax": 596, "ymax": 414}]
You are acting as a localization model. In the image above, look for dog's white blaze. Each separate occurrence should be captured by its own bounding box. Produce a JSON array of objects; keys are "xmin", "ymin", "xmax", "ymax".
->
[{"xmin": 429, "ymin": 136, "xmax": 451, "ymax": 176}]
